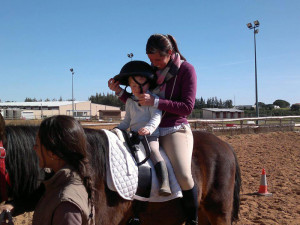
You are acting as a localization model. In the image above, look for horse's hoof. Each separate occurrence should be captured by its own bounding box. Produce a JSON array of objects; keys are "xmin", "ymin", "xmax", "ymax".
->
[{"xmin": 128, "ymin": 217, "xmax": 141, "ymax": 225}]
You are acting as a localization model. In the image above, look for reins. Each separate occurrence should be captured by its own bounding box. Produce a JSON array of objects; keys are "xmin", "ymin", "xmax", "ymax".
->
[{"xmin": 0, "ymin": 140, "xmax": 10, "ymax": 202}]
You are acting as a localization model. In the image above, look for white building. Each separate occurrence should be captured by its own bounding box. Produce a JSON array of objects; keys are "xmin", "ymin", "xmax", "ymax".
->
[
  {"xmin": 0, "ymin": 101, "xmax": 121, "ymax": 120},
  {"xmin": 202, "ymin": 108, "xmax": 244, "ymax": 119}
]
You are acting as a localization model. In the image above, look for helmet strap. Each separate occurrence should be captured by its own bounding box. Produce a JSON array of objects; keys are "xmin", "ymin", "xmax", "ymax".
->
[{"xmin": 131, "ymin": 76, "xmax": 149, "ymax": 94}]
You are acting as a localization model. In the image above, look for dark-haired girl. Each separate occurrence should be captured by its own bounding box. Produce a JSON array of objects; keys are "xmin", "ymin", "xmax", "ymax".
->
[{"xmin": 32, "ymin": 115, "xmax": 95, "ymax": 225}]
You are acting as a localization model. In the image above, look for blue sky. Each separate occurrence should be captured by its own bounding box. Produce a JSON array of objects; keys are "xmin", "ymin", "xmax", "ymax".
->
[{"xmin": 1, "ymin": 0, "xmax": 299, "ymax": 105}]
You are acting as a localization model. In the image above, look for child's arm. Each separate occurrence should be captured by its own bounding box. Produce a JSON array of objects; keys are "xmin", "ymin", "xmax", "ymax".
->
[
  {"xmin": 143, "ymin": 106, "xmax": 162, "ymax": 135},
  {"xmin": 117, "ymin": 101, "xmax": 131, "ymax": 130}
]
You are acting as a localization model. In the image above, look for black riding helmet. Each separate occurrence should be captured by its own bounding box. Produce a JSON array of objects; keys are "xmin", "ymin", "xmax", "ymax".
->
[{"xmin": 113, "ymin": 60, "xmax": 157, "ymax": 93}]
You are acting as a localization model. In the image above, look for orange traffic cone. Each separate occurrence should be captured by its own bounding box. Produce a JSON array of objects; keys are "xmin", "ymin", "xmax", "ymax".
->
[{"xmin": 256, "ymin": 168, "xmax": 272, "ymax": 196}]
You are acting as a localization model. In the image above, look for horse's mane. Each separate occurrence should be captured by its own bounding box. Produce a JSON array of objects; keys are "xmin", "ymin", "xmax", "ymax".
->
[
  {"xmin": 84, "ymin": 128, "xmax": 107, "ymax": 181},
  {"xmin": 5, "ymin": 126, "xmax": 41, "ymax": 199}
]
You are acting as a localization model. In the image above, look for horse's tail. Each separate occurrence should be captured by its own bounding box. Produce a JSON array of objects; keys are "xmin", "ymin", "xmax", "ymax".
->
[{"xmin": 231, "ymin": 148, "xmax": 241, "ymax": 223}]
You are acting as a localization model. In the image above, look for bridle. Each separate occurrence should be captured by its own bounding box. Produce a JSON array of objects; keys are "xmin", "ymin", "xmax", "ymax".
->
[{"xmin": 0, "ymin": 140, "xmax": 10, "ymax": 202}]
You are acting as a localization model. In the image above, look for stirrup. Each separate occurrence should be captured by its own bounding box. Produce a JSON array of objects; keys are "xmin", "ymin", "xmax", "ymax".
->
[
  {"xmin": 185, "ymin": 218, "xmax": 198, "ymax": 225},
  {"xmin": 128, "ymin": 217, "xmax": 141, "ymax": 225}
]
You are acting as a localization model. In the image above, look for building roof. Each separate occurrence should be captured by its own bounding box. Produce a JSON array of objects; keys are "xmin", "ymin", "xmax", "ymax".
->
[
  {"xmin": 202, "ymin": 108, "xmax": 244, "ymax": 112},
  {"xmin": 0, "ymin": 101, "xmax": 120, "ymax": 110},
  {"xmin": 0, "ymin": 101, "xmax": 85, "ymax": 107}
]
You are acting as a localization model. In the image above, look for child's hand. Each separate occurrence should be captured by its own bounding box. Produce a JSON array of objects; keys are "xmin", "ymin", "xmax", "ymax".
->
[
  {"xmin": 0, "ymin": 204, "xmax": 14, "ymax": 214},
  {"xmin": 138, "ymin": 127, "xmax": 150, "ymax": 136}
]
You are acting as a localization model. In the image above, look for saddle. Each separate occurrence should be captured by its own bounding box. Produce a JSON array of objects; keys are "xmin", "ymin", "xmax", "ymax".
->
[{"xmin": 103, "ymin": 129, "xmax": 182, "ymax": 202}]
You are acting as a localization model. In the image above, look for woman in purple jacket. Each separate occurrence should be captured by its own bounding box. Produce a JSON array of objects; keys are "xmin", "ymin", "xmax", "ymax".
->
[{"xmin": 108, "ymin": 34, "xmax": 198, "ymax": 225}]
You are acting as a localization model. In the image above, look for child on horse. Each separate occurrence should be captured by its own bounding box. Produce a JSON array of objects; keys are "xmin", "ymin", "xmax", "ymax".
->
[
  {"xmin": 109, "ymin": 34, "xmax": 198, "ymax": 225},
  {"xmin": 113, "ymin": 60, "xmax": 171, "ymax": 196}
]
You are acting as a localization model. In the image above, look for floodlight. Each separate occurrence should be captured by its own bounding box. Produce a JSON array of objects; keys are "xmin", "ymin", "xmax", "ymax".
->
[
  {"xmin": 70, "ymin": 68, "xmax": 73, "ymax": 72},
  {"xmin": 127, "ymin": 53, "xmax": 134, "ymax": 60},
  {"xmin": 254, "ymin": 20, "xmax": 260, "ymax": 27},
  {"xmin": 247, "ymin": 23, "xmax": 253, "ymax": 29}
]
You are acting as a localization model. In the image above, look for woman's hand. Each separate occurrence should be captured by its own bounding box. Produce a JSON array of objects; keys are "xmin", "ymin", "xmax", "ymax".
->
[
  {"xmin": 138, "ymin": 127, "xmax": 150, "ymax": 136},
  {"xmin": 137, "ymin": 93, "xmax": 155, "ymax": 106},
  {"xmin": 108, "ymin": 78, "xmax": 122, "ymax": 94}
]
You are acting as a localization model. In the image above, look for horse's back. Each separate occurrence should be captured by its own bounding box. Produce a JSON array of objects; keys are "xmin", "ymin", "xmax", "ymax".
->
[{"xmin": 192, "ymin": 131, "xmax": 240, "ymax": 224}]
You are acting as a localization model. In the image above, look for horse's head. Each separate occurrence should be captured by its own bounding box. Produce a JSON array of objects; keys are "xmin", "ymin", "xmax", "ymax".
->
[{"xmin": 2, "ymin": 126, "xmax": 42, "ymax": 202}]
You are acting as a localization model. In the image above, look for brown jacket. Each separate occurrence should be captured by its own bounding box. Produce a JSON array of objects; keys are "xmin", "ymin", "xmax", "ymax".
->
[{"xmin": 32, "ymin": 166, "xmax": 94, "ymax": 225}]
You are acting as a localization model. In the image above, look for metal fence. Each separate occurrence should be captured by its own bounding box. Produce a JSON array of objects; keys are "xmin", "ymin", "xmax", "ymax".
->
[{"xmin": 188, "ymin": 116, "xmax": 300, "ymax": 136}]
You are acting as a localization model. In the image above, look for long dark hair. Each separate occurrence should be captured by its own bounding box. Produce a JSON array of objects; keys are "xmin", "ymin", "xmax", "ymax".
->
[
  {"xmin": 146, "ymin": 34, "xmax": 186, "ymax": 61},
  {"xmin": 38, "ymin": 115, "xmax": 95, "ymax": 210}
]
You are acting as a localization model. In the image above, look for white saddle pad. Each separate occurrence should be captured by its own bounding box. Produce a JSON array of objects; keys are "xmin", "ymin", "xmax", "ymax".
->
[
  {"xmin": 104, "ymin": 129, "xmax": 138, "ymax": 200},
  {"xmin": 104, "ymin": 129, "xmax": 182, "ymax": 202}
]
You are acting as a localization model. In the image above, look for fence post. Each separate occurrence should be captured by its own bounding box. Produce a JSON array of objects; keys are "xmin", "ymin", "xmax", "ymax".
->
[{"xmin": 240, "ymin": 120, "xmax": 243, "ymax": 134}]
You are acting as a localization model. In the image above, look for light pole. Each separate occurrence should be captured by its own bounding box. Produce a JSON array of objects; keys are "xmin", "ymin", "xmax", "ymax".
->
[
  {"xmin": 70, "ymin": 68, "xmax": 75, "ymax": 117},
  {"xmin": 127, "ymin": 53, "xmax": 134, "ymax": 61},
  {"xmin": 247, "ymin": 20, "xmax": 260, "ymax": 123}
]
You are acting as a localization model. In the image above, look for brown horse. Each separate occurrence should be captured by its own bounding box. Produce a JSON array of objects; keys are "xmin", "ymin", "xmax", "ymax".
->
[
  {"xmin": 1, "ymin": 125, "xmax": 240, "ymax": 225},
  {"xmin": 86, "ymin": 129, "xmax": 241, "ymax": 225}
]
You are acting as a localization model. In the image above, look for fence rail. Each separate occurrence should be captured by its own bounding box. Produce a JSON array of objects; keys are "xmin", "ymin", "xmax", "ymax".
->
[
  {"xmin": 188, "ymin": 116, "xmax": 300, "ymax": 135},
  {"xmin": 5, "ymin": 116, "xmax": 300, "ymax": 136}
]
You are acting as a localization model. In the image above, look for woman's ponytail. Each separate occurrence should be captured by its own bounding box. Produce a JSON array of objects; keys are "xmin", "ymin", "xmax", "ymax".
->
[{"xmin": 166, "ymin": 34, "xmax": 186, "ymax": 61}]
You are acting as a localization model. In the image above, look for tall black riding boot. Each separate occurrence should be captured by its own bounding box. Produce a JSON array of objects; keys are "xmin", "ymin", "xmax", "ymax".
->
[
  {"xmin": 182, "ymin": 185, "xmax": 198, "ymax": 225},
  {"xmin": 154, "ymin": 161, "xmax": 172, "ymax": 196}
]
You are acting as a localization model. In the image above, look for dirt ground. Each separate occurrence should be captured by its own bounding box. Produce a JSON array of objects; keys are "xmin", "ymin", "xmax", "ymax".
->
[
  {"xmin": 220, "ymin": 131, "xmax": 300, "ymax": 225},
  {"xmin": 10, "ymin": 131, "xmax": 300, "ymax": 225}
]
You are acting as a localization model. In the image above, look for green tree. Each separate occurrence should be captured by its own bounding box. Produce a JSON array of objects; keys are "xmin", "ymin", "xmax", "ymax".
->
[
  {"xmin": 224, "ymin": 100, "xmax": 233, "ymax": 108},
  {"xmin": 266, "ymin": 104, "xmax": 275, "ymax": 110},
  {"xmin": 194, "ymin": 98, "xmax": 201, "ymax": 109},
  {"xmin": 273, "ymin": 99, "xmax": 290, "ymax": 108},
  {"xmin": 257, "ymin": 102, "xmax": 266, "ymax": 108},
  {"xmin": 199, "ymin": 97, "xmax": 206, "ymax": 108},
  {"xmin": 88, "ymin": 92, "xmax": 125, "ymax": 110},
  {"xmin": 291, "ymin": 104, "xmax": 300, "ymax": 111}
]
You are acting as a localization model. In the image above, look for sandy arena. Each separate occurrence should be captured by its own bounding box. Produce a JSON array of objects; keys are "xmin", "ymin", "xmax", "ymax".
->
[{"xmin": 9, "ymin": 131, "xmax": 300, "ymax": 225}]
